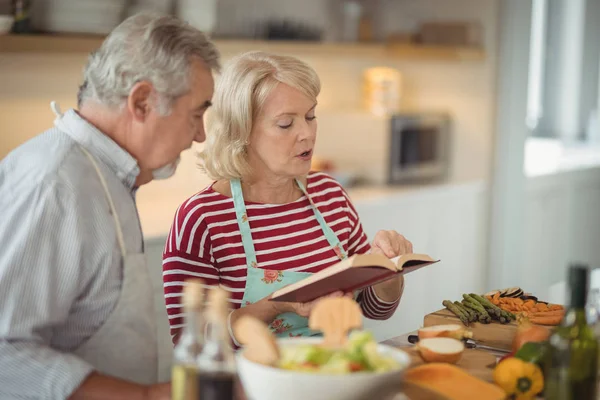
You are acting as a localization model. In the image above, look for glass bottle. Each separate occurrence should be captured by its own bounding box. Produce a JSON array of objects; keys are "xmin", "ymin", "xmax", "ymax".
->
[
  {"xmin": 544, "ymin": 264, "xmax": 599, "ymax": 400},
  {"xmin": 196, "ymin": 287, "xmax": 240, "ymax": 400},
  {"xmin": 172, "ymin": 279, "xmax": 206, "ymax": 400},
  {"xmin": 11, "ymin": 0, "xmax": 31, "ymax": 34}
]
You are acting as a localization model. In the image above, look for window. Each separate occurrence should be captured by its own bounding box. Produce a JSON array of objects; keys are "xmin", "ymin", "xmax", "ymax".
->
[{"xmin": 527, "ymin": 0, "xmax": 600, "ymax": 142}]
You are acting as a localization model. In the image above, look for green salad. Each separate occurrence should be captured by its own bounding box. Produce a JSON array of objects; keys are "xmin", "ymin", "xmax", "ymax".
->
[{"xmin": 278, "ymin": 331, "xmax": 402, "ymax": 374}]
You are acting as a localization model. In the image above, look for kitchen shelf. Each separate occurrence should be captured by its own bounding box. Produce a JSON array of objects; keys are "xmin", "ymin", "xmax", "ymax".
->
[{"xmin": 0, "ymin": 34, "xmax": 485, "ymax": 61}]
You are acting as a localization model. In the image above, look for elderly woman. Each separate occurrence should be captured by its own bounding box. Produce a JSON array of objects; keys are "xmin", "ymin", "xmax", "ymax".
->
[{"xmin": 163, "ymin": 51, "xmax": 412, "ymax": 343}]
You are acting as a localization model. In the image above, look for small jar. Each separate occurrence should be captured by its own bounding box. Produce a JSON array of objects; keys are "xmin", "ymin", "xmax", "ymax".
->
[{"xmin": 363, "ymin": 67, "xmax": 402, "ymax": 116}]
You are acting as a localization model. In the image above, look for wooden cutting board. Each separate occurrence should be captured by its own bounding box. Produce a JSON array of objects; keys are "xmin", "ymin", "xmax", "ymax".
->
[
  {"xmin": 403, "ymin": 346, "xmax": 497, "ymax": 382},
  {"xmin": 424, "ymin": 309, "xmax": 553, "ymax": 351}
]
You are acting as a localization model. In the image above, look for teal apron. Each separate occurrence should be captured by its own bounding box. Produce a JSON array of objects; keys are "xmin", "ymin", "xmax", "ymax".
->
[{"xmin": 231, "ymin": 178, "xmax": 348, "ymax": 338}]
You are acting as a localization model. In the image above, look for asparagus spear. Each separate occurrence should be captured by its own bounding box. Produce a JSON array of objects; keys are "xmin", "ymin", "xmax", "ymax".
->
[
  {"xmin": 455, "ymin": 301, "xmax": 477, "ymax": 322},
  {"xmin": 443, "ymin": 300, "xmax": 470, "ymax": 325},
  {"xmin": 466, "ymin": 293, "xmax": 501, "ymax": 319},
  {"xmin": 462, "ymin": 298, "xmax": 491, "ymax": 324},
  {"xmin": 463, "ymin": 294, "xmax": 490, "ymax": 315},
  {"xmin": 470, "ymin": 293, "xmax": 515, "ymax": 321},
  {"xmin": 453, "ymin": 301, "xmax": 473, "ymax": 322},
  {"xmin": 443, "ymin": 300, "xmax": 469, "ymax": 326}
]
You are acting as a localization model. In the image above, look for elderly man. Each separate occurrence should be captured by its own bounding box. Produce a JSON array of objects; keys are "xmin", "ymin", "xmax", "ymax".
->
[{"xmin": 0, "ymin": 13, "xmax": 219, "ymax": 400}]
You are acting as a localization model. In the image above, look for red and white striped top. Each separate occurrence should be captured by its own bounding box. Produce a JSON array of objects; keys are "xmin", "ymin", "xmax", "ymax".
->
[{"xmin": 162, "ymin": 172, "xmax": 400, "ymax": 340}]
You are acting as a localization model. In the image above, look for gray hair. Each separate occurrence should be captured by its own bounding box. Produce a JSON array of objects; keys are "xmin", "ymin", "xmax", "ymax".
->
[{"xmin": 78, "ymin": 13, "xmax": 220, "ymax": 114}]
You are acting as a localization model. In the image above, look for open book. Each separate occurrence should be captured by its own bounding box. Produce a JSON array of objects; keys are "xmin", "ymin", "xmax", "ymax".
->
[{"xmin": 270, "ymin": 253, "xmax": 439, "ymax": 303}]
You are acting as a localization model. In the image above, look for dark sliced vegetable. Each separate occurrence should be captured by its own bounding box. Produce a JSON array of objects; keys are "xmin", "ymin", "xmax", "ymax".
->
[
  {"xmin": 498, "ymin": 287, "xmax": 524, "ymax": 298},
  {"xmin": 505, "ymin": 287, "xmax": 524, "ymax": 298},
  {"xmin": 519, "ymin": 295, "xmax": 539, "ymax": 302}
]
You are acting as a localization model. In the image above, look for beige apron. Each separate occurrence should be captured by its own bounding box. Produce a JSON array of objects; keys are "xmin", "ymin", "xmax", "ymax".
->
[{"xmin": 52, "ymin": 104, "xmax": 159, "ymax": 385}]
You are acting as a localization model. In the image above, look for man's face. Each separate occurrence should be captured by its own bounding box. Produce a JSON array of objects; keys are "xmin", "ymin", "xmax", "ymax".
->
[{"xmin": 132, "ymin": 59, "xmax": 214, "ymax": 176}]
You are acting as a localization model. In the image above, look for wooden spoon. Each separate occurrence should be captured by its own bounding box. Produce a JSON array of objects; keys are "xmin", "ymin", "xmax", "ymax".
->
[
  {"xmin": 309, "ymin": 297, "xmax": 363, "ymax": 348},
  {"xmin": 234, "ymin": 316, "xmax": 280, "ymax": 367}
]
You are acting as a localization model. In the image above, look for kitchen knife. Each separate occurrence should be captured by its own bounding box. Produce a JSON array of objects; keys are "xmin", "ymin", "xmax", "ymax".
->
[{"xmin": 407, "ymin": 334, "xmax": 510, "ymax": 354}]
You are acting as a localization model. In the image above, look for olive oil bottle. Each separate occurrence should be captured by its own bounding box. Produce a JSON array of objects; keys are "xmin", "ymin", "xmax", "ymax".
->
[
  {"xmin": 172, "ymin": 279, "xmax": 206, "ymax": 400},
  {"xmin": 196, "ymin": 287, "xmax": 241, "ymax": 400},
  {"xmin": 544, "ymin": 264, "xmax": 599, "ymax": 400}
]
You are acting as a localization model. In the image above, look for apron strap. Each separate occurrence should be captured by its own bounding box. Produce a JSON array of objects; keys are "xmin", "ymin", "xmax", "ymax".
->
[
  {"xmin": 79, "ymin": 146, "xmax": 128, "ymax": 257},
  {"xmin": 295, "ymin": 178, "xmax": 348, "ymax": 260},
  {"xmin": 230, "ymin": 179, "xmax": 258, "ymax": 268},
  {"xmin": 50, "ymin": 101, "xmax": 128, "ymax": 257},
  {"xmin": 230, "ymin": 177, "xmax": 348, "ymax": 270}
]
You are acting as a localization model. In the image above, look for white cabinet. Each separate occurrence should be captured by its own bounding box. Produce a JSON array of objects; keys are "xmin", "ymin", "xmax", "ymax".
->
[
  {"xmin": 522, "ymin": 178, "xmax": 570, "ymax": 297},
  {"xmin": 568, "ymin": 180, "xmax": 600, "ymax": 265},
  {"xmin": 523, "ymin": 167, "xmax": 600, "ymax": 300}
]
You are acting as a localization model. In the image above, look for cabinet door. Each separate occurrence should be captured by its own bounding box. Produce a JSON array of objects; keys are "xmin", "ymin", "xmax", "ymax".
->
[
  {"xmin": 569, "ymin": 183, "xmax": 600, "ymax": 266},
  {"xmin": 523, "ymin": 179, "xmax": 570, "ymax": 298}
]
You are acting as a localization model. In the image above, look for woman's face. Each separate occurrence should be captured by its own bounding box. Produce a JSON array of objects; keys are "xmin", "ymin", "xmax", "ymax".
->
[{"xmin": 247, "ymin": 83, "xmax": 317, "ymax": 181}]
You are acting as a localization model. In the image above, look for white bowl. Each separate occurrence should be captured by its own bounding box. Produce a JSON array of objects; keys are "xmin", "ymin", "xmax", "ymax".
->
[
  {"xmin": 236, "ymin": 337, "xmax": 411, "ymax": 400},
  {"xmin": 0, "ymin": 15, "xmax": 14, "ymax": 35}
]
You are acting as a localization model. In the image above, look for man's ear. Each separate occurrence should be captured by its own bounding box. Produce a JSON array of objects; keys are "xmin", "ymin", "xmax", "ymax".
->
[{"xmin": 127, "ymin": 81, "xmax": 154, "ymax": 122}]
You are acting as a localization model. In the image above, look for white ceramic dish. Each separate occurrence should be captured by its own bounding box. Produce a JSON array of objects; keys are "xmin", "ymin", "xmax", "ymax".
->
[
  {"xmin": 0, "ymin": 15, "xmax": 14, "ymax": 35},
  {"xmin": 236, "ymin": 337, "xmax": 411, "ymax": 400}
]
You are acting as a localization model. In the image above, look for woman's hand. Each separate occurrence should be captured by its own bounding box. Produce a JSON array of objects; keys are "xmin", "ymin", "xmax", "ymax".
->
[
  {"xmin": 279, "ymin": 291, "xmax": 354, "ymax": 318},
  {"xmin": 370, "ymin": 230, "xmax": 412, "ymax": 303},
  {"xmin": 229, "ymin": 291, "xmax": 353, "ymax": 343},
  {"xmin": 371, "ymin": 230, "xmax": 413, "ymax": 257}
]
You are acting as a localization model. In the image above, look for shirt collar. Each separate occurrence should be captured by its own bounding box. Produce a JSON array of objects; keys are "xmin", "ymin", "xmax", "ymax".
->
[{"xmin": 60, "ymin": 109, "xmax": 140, "ymax": 190}]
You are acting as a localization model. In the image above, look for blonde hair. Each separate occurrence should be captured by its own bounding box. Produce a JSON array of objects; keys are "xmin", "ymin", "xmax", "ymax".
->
[{"xmin": 199, "ymin": 51, "xmax": 321, "ymax": 180}]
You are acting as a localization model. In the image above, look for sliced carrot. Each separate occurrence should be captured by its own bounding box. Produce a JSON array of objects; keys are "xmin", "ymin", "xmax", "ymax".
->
[
  {"xmin": 549, "ymin": 304, "xmax": 564, "ymax": 311},
  {"xmin": 514, "ymin": 298, "xmax": 524, "ymax": 306},
  {"xmin": 536, "ymin": 303, "xmax": 549, "ymax": 312},
  {"xmin": 523, "ymin": 300, "xmax": 536, "ymax": 308},
  {"xmin": 493, "ymin": 292, "xmax": 500, "ymax": 303}
]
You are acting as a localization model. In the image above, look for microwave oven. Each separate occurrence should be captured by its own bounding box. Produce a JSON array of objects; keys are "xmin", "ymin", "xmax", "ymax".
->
[
  {"xmin": 313, "ymin": 111, "xmax": 451, "ymax": 185},
  {"xmin": 387, "ymin": 112, "xmax": 451, "ymax": 184}
]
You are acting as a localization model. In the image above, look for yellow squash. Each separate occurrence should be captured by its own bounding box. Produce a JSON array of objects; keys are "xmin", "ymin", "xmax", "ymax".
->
[{"xmin": 493, "ymin": 357, "xmax": 544, "ymax": 400}]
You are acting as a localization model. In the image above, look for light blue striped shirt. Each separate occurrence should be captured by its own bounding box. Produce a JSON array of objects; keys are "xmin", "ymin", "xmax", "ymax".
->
[{"xmin": 0, "ymin": 110, "xmax": 144, "ymax": 399}]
